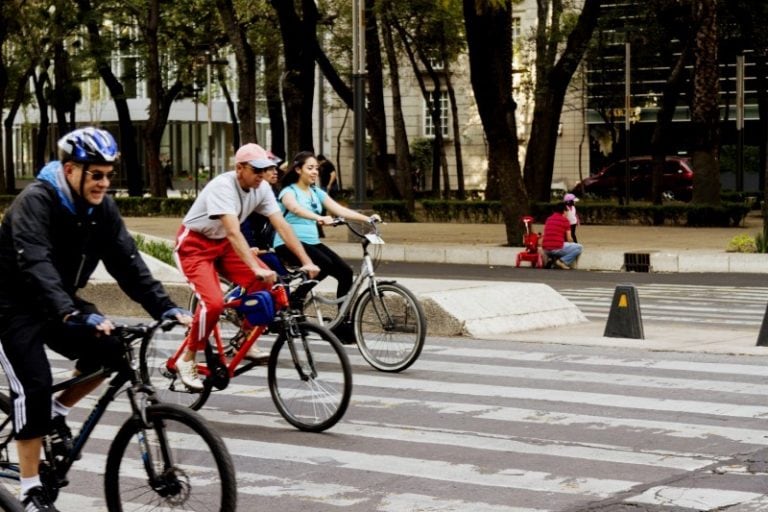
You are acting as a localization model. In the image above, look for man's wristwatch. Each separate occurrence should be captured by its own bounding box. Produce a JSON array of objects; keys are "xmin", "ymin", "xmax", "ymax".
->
[{"xmin": 63, "ymin": 310, "xmax": 80, "ymax": 323}]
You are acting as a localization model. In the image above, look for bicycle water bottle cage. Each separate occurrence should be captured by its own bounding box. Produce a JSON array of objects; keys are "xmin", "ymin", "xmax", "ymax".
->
[{"xmin": 233, "ymin": 290, "xmax": 276, "ymax": 326}]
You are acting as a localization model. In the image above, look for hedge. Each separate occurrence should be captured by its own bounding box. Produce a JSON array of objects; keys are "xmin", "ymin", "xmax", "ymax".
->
[
  {"xmin": 422, "ymin": 200, "xmax": 751, "ymax": 227},
  {"xmin": 0, "ymin": 194, "xmax": 752, "ymax": 227}
]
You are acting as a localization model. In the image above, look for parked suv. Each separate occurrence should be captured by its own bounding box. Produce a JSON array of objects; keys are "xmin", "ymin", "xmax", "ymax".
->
[{"xmin": 571, "ymin": 156, "xmax": 694, "ymax": 202}]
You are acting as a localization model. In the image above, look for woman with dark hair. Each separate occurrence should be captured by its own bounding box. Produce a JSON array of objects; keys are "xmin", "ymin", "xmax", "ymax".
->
[{"xmin": 274, "ymin": 151, "xmax": 380, "ymax": 341}]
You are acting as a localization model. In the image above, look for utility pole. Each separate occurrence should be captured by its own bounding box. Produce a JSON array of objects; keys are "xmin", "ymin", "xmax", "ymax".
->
[{"xmin": 352, "ymin": 0, "xmax": 366, "ymax": 206}]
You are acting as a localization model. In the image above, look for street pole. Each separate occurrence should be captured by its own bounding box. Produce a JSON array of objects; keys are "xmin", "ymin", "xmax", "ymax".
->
[
  {"xmin": 736, "ymin": 54, "xmax": 745, "ymax": 193},
  {"xmin": 207, "ymin": 53, "xmax": 214, "ymax": 176},
  {"xmin": 194, "ymin": 88, "xmax": 200, "ymax": 195},
  {"xmin": 352, "ymin": 0, "xmax": 366, "ymax": 207},
  {"xmin": 624, "ymin": 41, "xmax": 631, "ymax": 205}
]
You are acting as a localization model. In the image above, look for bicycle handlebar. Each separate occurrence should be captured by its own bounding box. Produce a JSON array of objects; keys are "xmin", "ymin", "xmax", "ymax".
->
[
  {"xmin": 112, "ymin": 318, "xmax": 178, "ymax": 340},
  {"xmin": 327, "ymin": 216, "xmax": 382, "ymax": 239}
]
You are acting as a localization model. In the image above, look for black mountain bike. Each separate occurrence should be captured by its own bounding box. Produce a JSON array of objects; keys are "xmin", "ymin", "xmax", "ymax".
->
[{"xmin": 0, "ymin": 319, "xmax": 237, "ymax": 511}]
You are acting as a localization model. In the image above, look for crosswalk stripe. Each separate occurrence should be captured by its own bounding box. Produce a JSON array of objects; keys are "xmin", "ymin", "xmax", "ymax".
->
[
  {"xmin": 559, "ymin": 284, "xmax": 768, "ymax": 326},
  {"xmin": 23, "ymin": 327, "xmax": 768, "ymax": 509}
]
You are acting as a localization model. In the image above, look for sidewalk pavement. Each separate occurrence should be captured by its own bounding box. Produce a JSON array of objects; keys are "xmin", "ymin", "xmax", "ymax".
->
[
  {"xmin": 111, "ymin": 216, "xmax": 768, "ymax": 356},
  {"xmin": 123, "ymin": 214, "xmax": 768, "ymax": 273}
]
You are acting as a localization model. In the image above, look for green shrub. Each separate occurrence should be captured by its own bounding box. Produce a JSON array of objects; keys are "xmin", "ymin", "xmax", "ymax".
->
[
  {"xmin": 726, "ymin": 234, "xmax": 757, "ymax": 253},
  {"xmin": 133, "ymin": 234, "xmax": 175, "ymax": 266}
]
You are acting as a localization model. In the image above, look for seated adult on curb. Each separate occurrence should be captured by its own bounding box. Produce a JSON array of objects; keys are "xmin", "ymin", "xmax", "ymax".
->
[
  {"xmin": 174, "ymin": 143, "xmax": 319, "ymax": 391},
  {"xmin": 541, "ymin": 202, "xmax": 583, "ymax": 270},
  {"xmin": 273, "ymin": 151, "xmax": 381, "ymax": 342},
  {"xmin": 0, "ymin": 127, "xmax": 192, "ymax": 512}
]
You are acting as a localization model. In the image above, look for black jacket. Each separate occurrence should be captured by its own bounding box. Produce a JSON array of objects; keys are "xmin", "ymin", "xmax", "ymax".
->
[{"xmin": 0, "ymin": 167, "xmax": 176, "ymax": 320}]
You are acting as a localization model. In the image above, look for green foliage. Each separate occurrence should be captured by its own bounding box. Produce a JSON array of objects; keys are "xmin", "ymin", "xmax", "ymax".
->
[
  {"xmin": 133, "ymin": 234, "xmax": 175, "ymax": 266},
  {"xmin": 420, "ymin": 200, "xmax": 749, "ymax": 227},
  {"xmin": 726, "ymin": 234, "xmax": 757, "ymax": 253},
  {"xmin": 410, "ymin": 138, "xmax": 433, "ymax": 179}
]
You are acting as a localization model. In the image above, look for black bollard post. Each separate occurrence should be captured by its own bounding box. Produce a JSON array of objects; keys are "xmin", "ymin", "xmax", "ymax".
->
[
  {"xmin": 603, "ymin": 284, "xmax": 644, "ymax": 339},
  {"xmin": 756, "ymin": 303, "xmax": 768, "ymax": 347}
]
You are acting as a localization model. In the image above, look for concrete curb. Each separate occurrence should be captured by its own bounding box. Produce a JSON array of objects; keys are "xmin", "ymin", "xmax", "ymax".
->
[
  {"xmin": 94, "ymin": 238, "xmax": 588, "ymax": 337},
  {"xmin": 332, "ymin": 242, "xmax": 768, "ymax": 273}
]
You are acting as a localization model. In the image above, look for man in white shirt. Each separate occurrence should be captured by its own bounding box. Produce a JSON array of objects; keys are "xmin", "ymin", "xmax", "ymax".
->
[{"xmin": 173, "ymin": 143, "xmax": 318, "ymax": 390}]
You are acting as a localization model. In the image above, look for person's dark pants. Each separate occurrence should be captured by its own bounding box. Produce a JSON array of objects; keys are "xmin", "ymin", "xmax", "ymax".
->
[
  {"xmin": 0, "ymin": 301, "xmax": 124, "ymax": 439},
  {"xmin": 275, "ymin": 242, "xmax": 353, "ymax": 313}
]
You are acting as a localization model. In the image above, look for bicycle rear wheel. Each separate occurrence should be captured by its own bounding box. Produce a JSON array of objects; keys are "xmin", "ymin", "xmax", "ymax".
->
[
  {"xmin": 353, "ymin": 282, "xmax": 427, "ymax": 372},
  {"xmin": 104, "ymin": 403, "xmax": 236, "ymax": 512},
  {"xmin": 0, "ymin": 393, "xmax": 14, "ymax": 452},
  {"xmin": 139, "ymin": 326, "xmax": 211, "ymax": 410},
  {"xmin": 268, "ymin": 321, "xmax": 352, "ymax": 432}
]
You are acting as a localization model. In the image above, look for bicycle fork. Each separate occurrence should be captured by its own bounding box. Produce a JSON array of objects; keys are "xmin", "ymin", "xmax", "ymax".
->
[{"xmin": 126, "ymin": 389, "xmax": 184, "ymax": 498}]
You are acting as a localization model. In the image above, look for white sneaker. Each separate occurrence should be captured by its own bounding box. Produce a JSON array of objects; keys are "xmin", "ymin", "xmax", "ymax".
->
[
  {"xmin": 245, "ymin": 346, "xmax": 270, "ymax": 363},
  {"xmin": 176, "ymin": 358, "xmax": 204, "ymax": 391}
]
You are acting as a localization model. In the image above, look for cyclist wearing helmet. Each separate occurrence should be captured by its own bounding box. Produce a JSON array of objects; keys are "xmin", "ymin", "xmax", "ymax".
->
[{"xmin": 0, "ymin": 127, "xmax": 192, "ymax": 511}]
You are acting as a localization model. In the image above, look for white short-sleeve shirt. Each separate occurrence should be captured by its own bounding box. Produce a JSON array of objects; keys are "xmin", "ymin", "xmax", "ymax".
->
[{"xmin": 182, "ymin": 171, "xmax": 280, "ymax": 239}]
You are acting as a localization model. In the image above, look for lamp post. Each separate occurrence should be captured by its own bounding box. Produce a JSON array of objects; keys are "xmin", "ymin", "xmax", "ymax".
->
[
  {"xmin": 736, "ymin": 54, "xmax": 745, "ymax": 192},
  {"xmin": 352, "ymin": 0, "xmax": 366, "ymax": 206},
  {"xmin": 193, "ymin": 86, "xmax": 201, "ymax": 195},
  {"xmin": 207, "ymin": 52, "xmax": 213, "ymax": 177},
  {"xmin": 623, "ymin": 40, "xmax": 631, "ymax": 205}
]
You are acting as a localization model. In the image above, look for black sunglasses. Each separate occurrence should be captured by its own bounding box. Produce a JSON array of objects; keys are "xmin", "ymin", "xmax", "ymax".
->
[{"xmin": 85, "ymin": 170, "xmax": 117, "ymax": 181}]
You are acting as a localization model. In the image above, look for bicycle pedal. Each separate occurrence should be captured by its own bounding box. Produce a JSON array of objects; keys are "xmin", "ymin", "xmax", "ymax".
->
[{"xmin": 160, "ymin": 365, "xmax": 175, "ymax": 379}]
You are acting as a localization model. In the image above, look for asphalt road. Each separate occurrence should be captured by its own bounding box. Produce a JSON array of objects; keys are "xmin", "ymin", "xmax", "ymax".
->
[
  {"xmin": 372, "ymin": 260, "xmax": 768, "ymax": 289},
  {"xmin": 38, "ymin": 330, "xmax": 768, "ymax": 511}
]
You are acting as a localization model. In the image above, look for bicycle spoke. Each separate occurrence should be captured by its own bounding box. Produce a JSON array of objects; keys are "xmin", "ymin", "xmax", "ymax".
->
[
  {"xmin": 355, "ymin": 283, "xmax": 426, "ymax": 372},
  {"xmin": 268, "ymin": 322, "xmax": 352, "ymax": 432},
  {"xmin": 105, "ymin": 404, "xmax": 236, "ymax": 511}
]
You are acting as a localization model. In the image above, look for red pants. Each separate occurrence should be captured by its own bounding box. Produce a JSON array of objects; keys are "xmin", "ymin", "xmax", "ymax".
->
[{"xmin": 175, "ymin": 227, "xmax": 269, "ymax": 351}]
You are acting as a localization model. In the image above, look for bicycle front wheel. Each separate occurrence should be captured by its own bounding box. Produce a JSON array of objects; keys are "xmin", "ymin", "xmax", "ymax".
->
[
  {"xmin": 104, "ymin": 403, "xmax": 236, "ymax": 512},
  {"xmin": 268, "ymin": 321, "xmax": 352, "ymax": 432},
  {"xmin": 353, "ymin": 282, "xmax": 427, "ymax": 372},
  {"xmin": 0, "ymin": 486, "xmax": 22, "ymax": 512},
  {"xmin": 139, "ymin": 326, "xmax": 211, "ymax": 410}
]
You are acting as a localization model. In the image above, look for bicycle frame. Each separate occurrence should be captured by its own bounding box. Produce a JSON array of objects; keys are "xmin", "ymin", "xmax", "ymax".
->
[
  {"xmin": 0, "ymin": 323, "xmax": 173, "ymax": 481},
  {"xmin": 304, "ymin": 222, "xmax": 386, "ymax": 331}
]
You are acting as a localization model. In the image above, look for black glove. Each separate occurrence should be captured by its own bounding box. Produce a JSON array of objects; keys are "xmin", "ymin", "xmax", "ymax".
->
[
  {"xmin": 64, "ymin": 312, "xmax": 106, "ymax": 329},
  {"xmin": 161, "ymin": 307, "xmax": 192, "ymax": 321}
]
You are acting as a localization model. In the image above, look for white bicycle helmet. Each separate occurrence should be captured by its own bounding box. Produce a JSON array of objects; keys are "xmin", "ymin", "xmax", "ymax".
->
[{"xmin": 57, "ymin": 127, "xmax": 119, "ymax": 164}]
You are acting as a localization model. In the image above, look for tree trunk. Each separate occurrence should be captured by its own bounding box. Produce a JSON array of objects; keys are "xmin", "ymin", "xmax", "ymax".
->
[
  {"xmin": 464, "ymin": 0, "xmax": 527, "ymax": 246},
  {"xmin": 218, "ymin": 0, "xmax": 258, "ymax": 143},
  {"xmin": 77, "ymin": 0, "xmax": 142, "ymax": 196},
  {"xmin": 365, "ymin": 0, "xmax": 399, "ymax": 199},
  {"xmin": 444, "ymin": 58, "xmax": 465, "ymax": 200},
  {"xmin": 381, "ymin": 12, "xmax": 414, "ymax": 211},
  {"xmin": 4, "ymin": 64, "xmax": 35, "ymax": 193},
  {"xmin": 690, "ymin": 0, "xmax": 720, "ymax": 205},
  {"xmin": 141, "ymin": 0, "xmax": 185, "ymax": 197},
  {"xmin": 264, "ymin": 36, "xmax": 285, "ymax": 160},
  {"xmin": 217, "ymin": 66, "xmax": 239, "ymax": 153},
  {"xmin": 32, "ymin": 69, "xmax": 51, "ymax": 171},
  {"xmin": 650, "ymin": 46, "xmax": 690, "ymax": 205},
  {"xmin": 522, "ymin": 0, "xmax": 602, "ymax": 202},
  {"xmin": 272, "ymin": 0, "xmax": 317, "ymax": 157}
]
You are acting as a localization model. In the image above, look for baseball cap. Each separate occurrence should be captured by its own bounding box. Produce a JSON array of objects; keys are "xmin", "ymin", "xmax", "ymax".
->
[
  {"xmin": 563, "ymin": 193, "xmax": 579, "ymax": 202},
  {"xmin": 235, "ymin": 143, "xmax": 276, "ymax": 169}
]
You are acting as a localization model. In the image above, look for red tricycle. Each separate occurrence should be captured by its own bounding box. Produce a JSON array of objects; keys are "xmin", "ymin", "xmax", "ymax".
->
[{"xmin": 515, "ymin": 216, "xmax": 544, "ymax": 268}]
